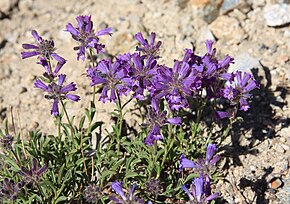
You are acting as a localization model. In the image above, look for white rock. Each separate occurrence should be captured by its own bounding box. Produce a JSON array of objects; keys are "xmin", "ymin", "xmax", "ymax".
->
[{"xmin": 264, "ymin": 3, "xmax": 290, "ymax": 27}]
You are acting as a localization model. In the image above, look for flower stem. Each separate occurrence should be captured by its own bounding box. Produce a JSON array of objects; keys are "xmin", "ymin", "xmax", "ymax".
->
[
  {"xmin": 60, "ymin": 101, "xmax": 74, "ymax": 142},
  {"xmin": 116, "ymin": 92, "xmax": 123, "ymax": 156},
  {"xmin": 89, "ymin": 49, "xmax": 96, "ymax": 104}
]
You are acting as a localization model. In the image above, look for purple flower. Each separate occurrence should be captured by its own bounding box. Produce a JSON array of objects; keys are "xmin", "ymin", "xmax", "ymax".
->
[
  {"xmin": 37, "ymin": 57, "xmax": 65, "ymax": 80},
  {"xmin": 66, "ymin": 15, "xmax": 112, "ymax": 61},
  {"xmin": 179, "ymin": 143, "xmax": 220, "ymax": 175},
  {"xmin": 34, "ymin": 74, "xmax": 80, "ymax": 116},
  {"xmin": 135, "ymin": 32, "xmax": 162, "ymax": 58},
  {"xmin": 130, "ymin": 53, "xmax": 158, "ymax": 99},
  {"xmin": 87, "ymin": 58, "xmax": 130, "ymax": 103},
  {"xmin": 0, "ymin": 134, "xmax": 13, "ymax": 151},
  {"xmin": 182, "ymin": 175, "xmax": 219, "ymax": 203},
  {"xmin": 222, "ymin": 71, "xmax": 259, "ymax": 111},
  {"xmin": 152, "ymin": 61, "xmax": 201, "ymax": 111},
  {"xmin": 0, "ymin": 178, "xmax": 24, "ymax": 201},
  {"xmin": 18, "ymin": 158, "xmax": 48, "ymax": 185},
  {"xmin": 21, "ymin": 30, "xmax": 66, "ymax": 64},
  {"xmin": 143, "ymin": 106, "xmax": 181, "ymax": 146},
  {"xmin": 110, "ymin": 181, "xmax": 144, "ymax": 204}
]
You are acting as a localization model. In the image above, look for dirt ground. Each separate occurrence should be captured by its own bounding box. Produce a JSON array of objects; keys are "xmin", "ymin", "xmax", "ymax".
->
[{"xmin": 0, "ymin": 0, "xmax": 290, "ymax": 203}]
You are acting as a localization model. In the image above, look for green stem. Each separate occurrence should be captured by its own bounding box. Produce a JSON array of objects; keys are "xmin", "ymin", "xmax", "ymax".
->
[
  {"xmin": 191, "ymin": 99, "xmax": 206, "ymax": 143},
  {"xmin": 89, "ymin": 49, "xmax": 96, "ymax": 104},
  {"xmin": 149, "ymin": 141, "xmax": 158, "ymax": 179},
  {"xmin": 60, "ymin": 101, "xmax": 74, "ymax": 143},
  {"xmin": 116, "ymin": 92, "xmax": 123, "ymax": 156}
]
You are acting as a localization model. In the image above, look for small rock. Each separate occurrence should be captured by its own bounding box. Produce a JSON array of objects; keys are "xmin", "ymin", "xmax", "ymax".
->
[
  {"xmin": 0, "ymin": 0, "xmax": 19, "ymax": 15},
  {"xmin": 209, "ymin": 15, "xmax": 247, "ymax": 44},
  {"xmin": 281, "ymin": 144, "xmax": 290, "ymax": 151},
  {"xmin": 191, "ymin": 0, "xmax": 223, "ymax": 23},
  {"xmin": 269, "ymin": 177, "xmax": 283, "ymax": 189},
  {"xmin": 219, "ymin": 0, "xmax": 248, "ymax": 15},
  {"xmin": 264, "ymin": 3, "xmax": 290, "ymax": 27},
  {"xmin": 197, "ymin": 26, "xmax": 215, "ymax": 44},
  {"xmin": 274, "ymin": 144, "xmax": 286, "ymax": 153},
  {"xmin": 228, "ymin": 52, "xmax": 266, "ymax": 83}
]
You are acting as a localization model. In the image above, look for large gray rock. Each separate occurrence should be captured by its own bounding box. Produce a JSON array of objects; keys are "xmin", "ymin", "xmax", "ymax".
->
[{"xmin": 264, "ymin": 3, "xmax": 290, "ymax": 27}]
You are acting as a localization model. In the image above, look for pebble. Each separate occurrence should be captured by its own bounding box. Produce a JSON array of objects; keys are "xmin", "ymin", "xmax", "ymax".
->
[
  {"xmin": 263, "ymin": 3, "xmax": 290, "ymax": 27},
  {"xmin": 228, "ymin": 52, "xmax": 262, "ymax": 73},
  {"xmin": 274, "ymin": 144, "xmax": 286, "ymax": 153},
  {"xmin": 219, "ymin": 0, "xmax": 247, "ymax": 15},
  {"xmin": 0, "ymin": 0, "xmax": 19, "ymax": 15},
  {"xmin": 209, "ymin": 15, "xmax": 247, "ymax": 44}
]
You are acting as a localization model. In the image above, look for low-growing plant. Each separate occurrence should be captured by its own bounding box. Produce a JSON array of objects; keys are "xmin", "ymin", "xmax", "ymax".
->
[{"xmin": 0, "ymin": 15, "xmax": 259, "ymax": 203}]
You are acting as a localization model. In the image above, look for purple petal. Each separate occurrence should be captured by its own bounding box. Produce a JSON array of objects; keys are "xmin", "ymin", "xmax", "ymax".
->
[
  {"xmin": 240, "ymin": 72, "xmax": 251, "ymax": 87},
  {"xmin": 77, "ymin": 46, "xmax": 86, "ymax": 61},
  {"xmin": 166, "ymin": 117, "xmax": 181, "ymax": 125},
  {"xmin": 219, "ymin": 55, "xmax": 233, "ymax": 68},
  {"xmin": 109, "ymin": 196, "xmax": 121, "ymax": 203},
  {"xmin": 58, "ymin": 74, "xmax": 66, "ymax": 86},
  {"xmin": 66, "ymin": 23, "xmax": 79, "ymax": 36},
  {"xmin": 149, "ymin": 32, "xmax": 156, "ymax": 46},
  {"xmin": 205, "ymin": 193, "xmax": 220, "ymax": 202},
  {"xmin": 129, "ymin": 183, "xmax": 137, "ymax": 201},
  {"xmin": 36, "ymin": 164, "xmax": 48, "ymax": 175},
  {"xmin": 210, "ymin": 155, "xmax": 221, "ymax": 165},
  {"xmin": 51, "ymin": 53, "xmax": 66, "ymax": 64},
  {"xmin": 66, "ymin": 94, "xmax": 80, "ymax": 102},
  {"xmin": 19, "ymin": 166, "xmax": 32, "ymax": 177},
  {"xmin": 97, "ymin": 60, "xmax": 110, "ymax": 74},
  {"xmin": 179, "ymin": 154, "xmax": 199, "ymax": 172},
  {"xmin": 22, "ymin": 44, "xmax": 39, "ymax": 49},
  {"xmin": 214, "ymin": 110, "xmax": 233, "ymax": 120},
  {"xmin": 206, "ymin": 144, "xmax": 218, "ymax": 164},
  {"xmin": 53, "ymin": 62, "xmax": 64, "ymax": 75},
  {"xmin": 243, "ymin": 80, "xmax": 259, "ymax": 93},
  {"xmin": 61, "ymin": 82, "xmax": 77, "ymax": 93},
  {"xmin": 112, "ymin": 181, "xmax": 127, "ymax": 201},
  {"xmin": 21, "ymin": 51, "xmax": 41, "ymax": 59},
  {"xmin": 239, "ymin": 97, "xmax": 250, "ymax": 111},
  {"xmin": 182, "ymin": 185, "xmax": 194, "ymax": 201},
  {"xmin": 96, "ymin": 27, "xmax": 112, "ymax": 36},
  {"xmin": 31, "ymin": 30, "xmax": 42, "ymax": 43},
  {"xmin": 194, "ymin": 177, "xmax": 204, "ymax": 203},
  {"xmin": 51, "ymin": 100, "xmax": 59, "ymax": 116},
  {"xmin": 135, "ymin": 32, "xmax": 146, "ymax": 46},
  {"xmin": 205, "ymin": 40, "xmax": 214, "ymax": 55},
  {"xmin": 32, "ymin": 158, "xmax": 38, "ymax": 171},
  {"xmin": 34, "ymin": 79, "xmax": 49, "ymax": 91}
]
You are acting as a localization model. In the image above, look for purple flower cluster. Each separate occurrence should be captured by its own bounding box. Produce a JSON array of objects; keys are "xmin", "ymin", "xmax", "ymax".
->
[
  {"xmin": 182, "ymin": 174, "xmax": 219, "ymax": 204},
  {"xmin": 110, "ymin": 181, "xmax": 146, "ymax": 204},
  {"xmin": 66, "ymin": 15, "xmax": 112, "ymax": 61},
  {"xmin": 179, "ymin": 143, "xmax": 220, "ymax": 176},
  {"xmin": 21, "ymin": 30, "xmax": 80, "ymax": 116},
  {"xmin": 142, "ymin": 105, "xmax": 181, "ymax": 146},
  {"xmin": 180, "ymin": 144, "xmax": 220, "ymax": 203},
  {"xmin": 86, "ymin": 35, "xmax": 258, "ymax": 114}
]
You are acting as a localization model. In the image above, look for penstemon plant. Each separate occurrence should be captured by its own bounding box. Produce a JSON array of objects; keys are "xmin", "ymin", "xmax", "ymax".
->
[{"xmin": 0, "ymin": 15, "xmax": 259, "ymax": 204}]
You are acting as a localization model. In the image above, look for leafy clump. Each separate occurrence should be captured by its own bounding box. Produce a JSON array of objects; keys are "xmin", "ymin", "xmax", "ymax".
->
[{"xmin": 0, "ymin": 15, "xmax": 259, "ymax": 203}]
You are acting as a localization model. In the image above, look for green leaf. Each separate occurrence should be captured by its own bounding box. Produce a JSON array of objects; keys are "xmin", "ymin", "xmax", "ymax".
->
[
  {"xmin": 184, "ymin": 173, "xmax": 198, "ymax": 184},
  {"xmin": 78, "ymin": 116, "xmax": 86, "ymax": 130},
  {"xmin": 100, "ymin": 170, "xmax": 116, "ymax": 180},
  {"xmin": 55, "ymin": 196, "xmax": 67, "ymax": 203},
  {"xmin": 124, "ymin": 171, "xmax": 139, "ymax": 179}
]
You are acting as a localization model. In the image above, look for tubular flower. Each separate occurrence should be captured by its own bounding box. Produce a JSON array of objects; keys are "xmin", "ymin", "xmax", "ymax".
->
[
  {"xmin": 110, "ymin": 181, "xmax": 144, "ymax": 204},
  {"xmin": 129, "ymin": 53, "xmax": 158, "ymax": 100},
  {"xmin": 34, "ymin": 74, "xmax": 80, "ymax": 116},
  {"xmin": 182, "ymin": 175, "xmax": 219, "ymax": 204},
  {"xmin": 143, "ymin": 106, "xmax": 181, "ymax": 146},
  {"xmin": 152, "ymin": 61, "xmax": 201, "ymax": 111},
  {"xmin": 66, "ymin": 15, "xmax": 112, "ymax": 61},
  {"xmin": 222, "ymin": 71, "xmax": 259, "ymax": 111},
  {"xmin": 18, "ymin": 158, "xmax": 48, "ymax": 186},
  {"xmin": 21, "ymin": 30, "xmax": 66, "ymax": 64},
  {"xmin": 179, "ymin": 143, "xmax": 220, "ymax": 175},
  {"xmin": 37, "ymin": 57, "xmax": 65, "ymax": 80},
  {"xmin": 87, "ymin": 58, "xmax": 130, "ymax": 103},
  {"xmin": 135, "ymin": 32, "xmax": 162, "ymax": 58}
]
